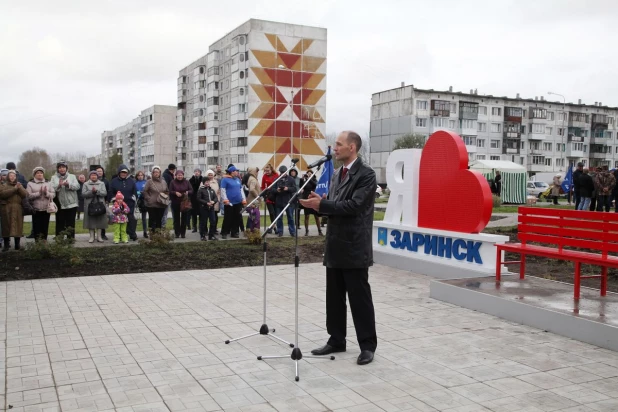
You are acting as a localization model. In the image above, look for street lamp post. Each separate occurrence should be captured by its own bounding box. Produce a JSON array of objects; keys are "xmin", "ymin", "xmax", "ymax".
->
[{"xmin": 548, "ymin": 91, "xmax": 567, "ymax": 172}]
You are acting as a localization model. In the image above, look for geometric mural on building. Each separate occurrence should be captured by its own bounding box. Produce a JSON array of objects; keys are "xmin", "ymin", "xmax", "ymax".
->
[{"xmin": 249, "ymin": 33, "xmax": 326, "ymax": 171}]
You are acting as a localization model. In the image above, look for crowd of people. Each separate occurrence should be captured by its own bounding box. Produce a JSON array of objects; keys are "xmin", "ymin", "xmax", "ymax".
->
[
  {"xmin": 0, "ymin": 160, "xmax": 323, "ymax": 251},
  {"xmin": 572, "ymin": 163, "xmax": 618, "ymax": 212}
]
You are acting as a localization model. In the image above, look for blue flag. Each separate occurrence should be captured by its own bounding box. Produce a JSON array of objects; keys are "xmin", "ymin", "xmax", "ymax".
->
[
  {"xmin": 315, "ymin": 146, "xmax": 333, "ymax": 197},
  {"xmin": 561, "ymin": 163, "xmax": 573, "ymax": 193}
]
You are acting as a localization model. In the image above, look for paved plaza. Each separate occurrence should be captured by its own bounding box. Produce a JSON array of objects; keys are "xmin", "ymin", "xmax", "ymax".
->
[{"xmin": 2, "ymin": 264, "xmax": 618, "ymax": 412}]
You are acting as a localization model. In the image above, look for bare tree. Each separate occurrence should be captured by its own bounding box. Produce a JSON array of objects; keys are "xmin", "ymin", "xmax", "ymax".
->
[
  {"xmin": 393, "ymin": 133, "xmax": 427, "ymax": 150},
  {"xmin": 17, "ymin": 147, "xmax": 53, "ymax": 178}
]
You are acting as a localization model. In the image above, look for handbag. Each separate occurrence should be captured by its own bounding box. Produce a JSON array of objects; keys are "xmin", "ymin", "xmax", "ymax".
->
[
  {"xmin": 158, "ymin": 192, "xmax": 171, "ymax": 206},
  {"xmin": 88, "ymin": 196, "xmax": 107, "ymax": 217},
  {"xmin": 180, "ymin": 195, "xmax": 192, "ymax": 212},
  {"xmin": 22, "ymin": 196, "xmax": 34, "ymax": 216},
  {"xmin": 46, "ymin": 201, "xmax": 58, "ymax": 214}
]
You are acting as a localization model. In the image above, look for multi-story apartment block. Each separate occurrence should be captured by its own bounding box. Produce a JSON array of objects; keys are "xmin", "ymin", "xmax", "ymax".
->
[
  {"xmin": 370, "ymin": 85, "xmax": 618, "ymax": 184},
  {"xmin": 100, "ymin": 105, "xmax": 176, "ymax": 174},
  {"xmin": 176, "ymin": 19, "xmax": 327, "ymax": 172}
]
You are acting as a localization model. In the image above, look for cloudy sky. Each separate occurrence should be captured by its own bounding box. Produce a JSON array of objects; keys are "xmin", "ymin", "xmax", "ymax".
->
[{"xmin": 1, "ymin": 0, "xmax": 617, "ymax": 166}]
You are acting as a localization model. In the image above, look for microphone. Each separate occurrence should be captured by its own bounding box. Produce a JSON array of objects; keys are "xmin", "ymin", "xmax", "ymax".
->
[
  {"xmin": 307, "ymin": 154, "xmax": 332, "ymax": 169},
  {"xmin": 291, "ymin": 158, "xmax": 300, "ymax": 164}
]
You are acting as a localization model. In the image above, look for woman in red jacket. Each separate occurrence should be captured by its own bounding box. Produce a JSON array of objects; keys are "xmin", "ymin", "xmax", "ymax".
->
[{"xmin": 260, "ymin": 163, "xmax": 279, "ymax": 234}]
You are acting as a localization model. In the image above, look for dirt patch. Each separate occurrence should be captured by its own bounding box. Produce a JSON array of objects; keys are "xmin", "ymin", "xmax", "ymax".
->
[
  {"xmin": 0, "ymin": 237, "xmax": 325, "ymax": 281},
  {"xmin": 485, "ymin": 226, "xmax": 618, "ymax": 293}
]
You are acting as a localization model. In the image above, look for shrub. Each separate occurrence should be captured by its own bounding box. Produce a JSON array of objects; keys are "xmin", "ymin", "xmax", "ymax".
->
[
  {"xmin": 139, "ymin": 229, "xmax": 175, "ymax": 248},
  {"xmin": 23, "ymin": 230, "xmax": 77, "ymax": 260},
  {"xmin": 492, "ymin": 195, "xmax": 502, "ymax": 208},
  {"xmin": 245, "ymin": 229, "xmax": 262, "ymax": 245}
]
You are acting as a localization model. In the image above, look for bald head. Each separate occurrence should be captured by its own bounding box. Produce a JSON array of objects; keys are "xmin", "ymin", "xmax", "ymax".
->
[
  {"xmin": 334, "ymin": 131, "xmax": 362, "ymax": 164},
  {"xmin": 343, "ymin": 131, "xmax": 362, "ymax": 154}
]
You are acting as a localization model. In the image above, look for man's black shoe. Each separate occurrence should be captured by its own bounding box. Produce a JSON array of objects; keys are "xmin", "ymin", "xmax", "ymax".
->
[
  {"xmin": 26, "ymin": 234, "xmax": 35, "ymax": 239},
  {"xmin": 231, "ymin": 234, "xmax": 240, "ymax": 239},
  {"xmin": 310, "ymin": 344, "xmax": 346, "ymax": 356},
  {"xmin": 357, "ymin": 350, "xmax": 374, "ymax": 365},
  {"xmin": 101, "ymin": 235, "xmax": 108, "ymax": 241},
  {"xmin": 221, "ymin": 235, "xmax": 227, "ymax": 240},
  {"xmin": 208, "ymin": 236, "xmax": 218, "ymax": 241}
]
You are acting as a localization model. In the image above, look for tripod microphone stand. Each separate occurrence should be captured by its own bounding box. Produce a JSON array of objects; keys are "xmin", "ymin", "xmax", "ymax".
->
[
  {"xmin": 224, "ymin": 159, "xmax": 299, "ymax": 348},
  {"xmin": 257, "ymin": 164, "xmax": 334, "ymax": 382}
]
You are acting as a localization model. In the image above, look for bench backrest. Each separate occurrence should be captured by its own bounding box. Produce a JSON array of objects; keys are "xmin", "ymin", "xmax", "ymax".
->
[{"xmin": 517, "ymin": 207, "xmax": 618, "ymax": 257}]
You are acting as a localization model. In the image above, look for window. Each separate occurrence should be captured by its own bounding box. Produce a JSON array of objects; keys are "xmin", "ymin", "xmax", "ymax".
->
[
  {"xmin": 239, "ymin": 88, "xmax": 244, "ymax": 96},
  {"xmin": 521, "ymin": 125, "xmax": 526, "ymax": 134},
  {"xmin": 490, "ymin": 155, "xmax": 501, "ymax": 161},
  {"xmin": 543, "ymin": 142, "xmax": 552, "ymax": 151},
  {"xmin": 548, "ymin": 112, "xmax": 555, "ymax": 121},
  {"xmin": 606, "ymin": 131, "xmax": 613, "ymax": 139},
  {"xmin": 433, "ymin": 117, "xmax": 449, "ymax": 127},
  {"xmin": 558, "ymin": 128, "xmax": 564, "ymax": 136},
  {"xmin": 532, "ymin": 124, "xmax": 544, "ymax": 133},
  {"xmin": 231, "ymin": 120, "xmax": 248, "ymax": 131},
  {"xmin": 207, "ymin": 97, "xmax": 219, "ymax": 105},
  {"xmin": 532, "ymin": 156, "xmax": 544, "ymax": 165},
  {"xmin": 199, "ymin": 66, "xmax": 205, "ymax": 74},
  {"xmin": 572, "ymin": 142, "xmax": 583, "ymax": 151},
  {"xmin": 478, "ymin": 122, "xmax": 486, "ymax": 132},
  {"xmin": 239, "ymin": 71, "xmax": 244, "ymax": 79},
  {"xmin": 449, "ymin": 120, "xmax": 456, "ymax": 129},
  {"xmin": 584, "ymin": 130, "xmax": 589, "ymax": 137},
  {"xmin": 609, "ymin": 117, "xmax": 615, "ymax": 125},
  {"xmin": 584, "ymin": 145, "xmax": 587, "ymax": 153},
  {"xmin": 615, "ymin": 160, "xmax": 618, "ymax": 168},
  {"xmin": 490, "ymin": 123, "xmax": 501, "ymax": 133},
  {"xmin": 545, "ymin": 158, "xmax": 552, "ymax": 166},
  {"xmin": 214, "ymin": 112, "xmax": 218, "ymax": 120},
  {"xmin": 490, "ymin": 140, "xmax": 500, "ymax": 148},
  {"xmin": 450, "ymin": 103, "xmax": 457, "ymax": 114},
  {"xmin": 530, "ymin": 108, "xmax": 547, "ymax": 119},
  {"xmin": 479, "ymin": 106, "xmax": 487, "ymax": 115},
  {"xmin": 476, "ymin": 154, "xmax": 486, "ymax": 160},
  {"xmin": 462, "ymin": 119, "xmax": 476, "ymax": 129},
  {"xmin": 520, "ymin": 141, "xmax": 525, "ymax": 149},
  {"xmin": 462, "ymin": 135, "xmax": 476, "ymax": 145},
  {"xmin": 529, "ymin": 141, "xmax": 540, "ymax": 150},
  {"xmin": 239, "ymin": 53, "xmax": 245, "ymax": 62},
  {"xmin": 416, "ymin": 117, "xmax": 427, "ymax": 127},
  {"xmin": 545, "ymin": 127, "xmax": 553, "ymax": 135},
  {"xmin": 237, "ymin": 137, "xmax": 247, "ymax": 146},
  {"xmin": 491, "ymin": 107, "xmax": 502, "ymax": 116},
  {"xmin": 416, "ymin": 100, "xmax": 428, "ymax": 110},
  {"xmin": 477, "ymin": 139, "xmax": 485, "ymax": 148},
  {"xmin": 559, "ymin": 112, "xmax": 568, "ymax": 122},
  {"xmin": 520, "ymin": 157, "xmax": 525, "ymax": 165},
  {"xmin": 615, "ymin": 146, "xmax": 618, "ymax": 154}
]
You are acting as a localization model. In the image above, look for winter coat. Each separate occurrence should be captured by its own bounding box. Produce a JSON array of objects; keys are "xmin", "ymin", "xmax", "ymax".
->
[
  {"xmin": 573, "ymin": 169, "xmax": 583, "ymax": 191},
  {"xmin": 10, "ymin": 171, "xmax": 28, "ymax": 187},
  {"xmin": 50, "ymin": 172, "xmax": 80, "ymax": 209},
  {"xmin": 551, "ymin": 176, "xmax": 561, "ymax": 196},
  {"xmin": 208, "ymin": 180, "xmax": 220, "ymax": 212},
  {"xmin": 0, "ymin": 181, "xmax": 28, "ymax": 237},
  {"xmin": 578, "ymin": 174, "xmax": 595, "ymax": 198},
  {"xmin": 274, "ymin": 175, "xmax": 297, "ymax": 208},
  {"xmin": 246, "ymin": 174, "xmax": 261, "ymax": 208},
  {"xmin": 82, "ymin": 180, "xmax": 108, "ymax": 230},
  {"xmin": 143, "ymin": 176, "xmax": 168, "ymax": 208},
  {"xmin": 77, "ymin": 181, "xmax": 85, "ymax": 212},
  {"xmin": 189, "ymin": 175, "xmax": 202, "ymax": 208},
  {"xmin": 27, "ymin": 179, "xmax": 55, "ymax": 212},
  {"xmin": 300, "ymin": 175, "xmax": 318, "ymax": 200},
  {"xmin": 111, "ymin": 200, "xmax": 130, "ymax": 224},
  {"xmin": 197, "ymin": 185, "xmax": 218, "ymax": 209},
  {"xmin": 261, "ymin": 172, "xmax": 279, "ymax": 204},
  {"xmin": 168, "ymin": 179, "xmax": 193, "ymax": 206},
  {"xmin": 595, "ymin": 171, "xmax": 616, "ymax": 196},
  {"xmin": 109, "ymin": 174, "xmax": 137, "ymax": 208},
  {"xmin": 319, "ymin": 159, "xmax": 376, "ymax": 269},
  {"xmin": 162, "ymin": 169, "xmax": 174, "ymax": 187}
]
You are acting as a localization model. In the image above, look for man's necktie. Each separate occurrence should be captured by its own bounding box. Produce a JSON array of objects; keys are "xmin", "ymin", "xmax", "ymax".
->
[{"xmin": 340, "ymin": 167, "xmax": 348, "ymax": 182}]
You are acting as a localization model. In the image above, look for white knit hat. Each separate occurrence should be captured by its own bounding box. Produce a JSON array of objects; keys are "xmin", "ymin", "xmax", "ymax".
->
[
  {"xmin": 206, "ymin": 169, "xmax": 214, "ymax": 175},
  {"xmin": 152, "ymin": 165, "xmax": 162, "ymax": 172}
]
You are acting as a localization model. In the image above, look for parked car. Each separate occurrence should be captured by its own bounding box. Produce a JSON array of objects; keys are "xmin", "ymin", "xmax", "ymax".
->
[
  {"xmin": 376, "ymin": 185, "xmax": 383, "ymax": 198},
  {"xmin": 527, "ymin": 181, "xmax": 549, "ymax": 198}
]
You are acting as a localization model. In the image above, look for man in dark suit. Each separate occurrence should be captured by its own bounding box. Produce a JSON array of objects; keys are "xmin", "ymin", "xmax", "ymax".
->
[{"xmin": 299, "ymin": 131, "xmax": 377, "ymax": 365}]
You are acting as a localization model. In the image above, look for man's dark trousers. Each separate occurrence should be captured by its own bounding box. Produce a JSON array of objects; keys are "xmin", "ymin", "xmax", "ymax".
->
[
  {"xmin": 597, "ymin": 195, "xmax": 611, "ymax": 212},
  {"xmin": 326, "ymin": 267, "xmax": 377, "ymax": 352},
  {"xmin": 574, "ymin": 190, "xmax": 581, "ymax": 210},
  {"xmin": 126, "ymin": 210, "xmax": 138, "ymax": 239}
]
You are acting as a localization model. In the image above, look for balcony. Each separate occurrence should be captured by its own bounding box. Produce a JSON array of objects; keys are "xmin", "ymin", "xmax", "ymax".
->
[
  {"xmin": 528, "ymin": 132, "xmax": 547, "ymax": 141},
  {"xmin": 569, "ymin": 112, "xmax": 588, "ymax": 128},
  {"xmin": 589, "ymin": 151, "xmax": 612, "ymax": 160},
  {"xmin": 568, "ymin": 127, "xmax": 585, "ymax": 142},
  {"xmin": 529, "ymin": 108, "xmax": 547, "ymax": 120},
  {"xmin": 465, "ymin": 144, "xmax": 477, "ymax": 154},
  {"xmin": 504, "ymin": 107, "xmax": 523, "ymax": 123},
  {"xmin": 567, "ymin": 146, "xmax": 584, "ymax": 158},
  {"xmin": 502, "ymin": 146, "xmax": 520, "ymax": 155},
  {"xmin": 592, "ymin": 114, "xmax": 609, "ymax": 131},
  {"xmin": 430, "ymin": 100, "xmax": 450, "ymax": 117},
  {"xmin": 528, "ymin": 163, "xmax": 546, "ymax": 173}
]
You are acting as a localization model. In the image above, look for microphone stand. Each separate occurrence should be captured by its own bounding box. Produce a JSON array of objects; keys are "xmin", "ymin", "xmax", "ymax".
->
[
  {"xmin": 257, "ymin": 163, "xmax": 334, "ymax": 382},
  {"xmin": 224, "ymin": 159, "xmax": 299, "ymax": 348}
]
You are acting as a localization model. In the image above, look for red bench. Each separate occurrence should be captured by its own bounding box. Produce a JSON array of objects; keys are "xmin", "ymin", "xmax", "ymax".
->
[{"xmin": 495, "ymin": 206, "xmax": 618, "ymax": 299}]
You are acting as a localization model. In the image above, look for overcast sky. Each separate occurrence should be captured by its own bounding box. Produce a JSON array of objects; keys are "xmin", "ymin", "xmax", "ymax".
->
[{"xmin": 1, "ymin": 0, "xmax": 617, "ymax": 167}]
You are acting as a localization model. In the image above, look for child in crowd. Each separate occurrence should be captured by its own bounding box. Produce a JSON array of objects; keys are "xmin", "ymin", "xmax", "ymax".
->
[{"xmin": 111, "ymin": 192, "xmax": 130, "ymax": 244}]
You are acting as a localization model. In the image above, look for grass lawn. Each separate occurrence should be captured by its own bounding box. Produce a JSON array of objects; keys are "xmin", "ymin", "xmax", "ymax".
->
[{"xmin": 493, "ymin": 203, "xmax": 574, "ymax": 214}]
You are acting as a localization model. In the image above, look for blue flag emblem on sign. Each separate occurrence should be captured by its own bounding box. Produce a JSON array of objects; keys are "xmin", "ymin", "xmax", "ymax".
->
[
  {"xmin": 561, "ymin": 164, "xmax": 573, "ymax": 193},
  {"xmin": 315, "ymin": 146, "xmax": 334, "ymax": 197},
  {"xmin": 377, "ymin": 228, "xmax": 388, "ymax": 246}
]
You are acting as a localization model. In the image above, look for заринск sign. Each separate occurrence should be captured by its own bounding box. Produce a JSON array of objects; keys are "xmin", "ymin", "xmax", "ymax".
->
[{"xmin": 373, "ymin": 130, "xmax": 508, "ymax": 276}]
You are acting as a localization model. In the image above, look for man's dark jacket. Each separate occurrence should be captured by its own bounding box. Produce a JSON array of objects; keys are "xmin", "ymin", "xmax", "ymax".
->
[
  {"xmin": 573, "ymin": 169, "xmax": 583, "ymax": 191},
  {"xmin": 189, "ymin": 175, "xmax": 202, "ymax": 208},
  {"xmin": 109, "ymin": 164, "xmax": 137, "ymax": 207},
  {"xmin": 163, "ymin": 169, "xmax": 174, "ymax": 187},
  {"xmin": 578, "ymin": 173, "xmax": 595, "ymax": 198},
  {"xmin": 319, "ymin": 158, "xmax": 375, "ymax": 269},
  {"xmin": 274, "ymin": 175, "xmax": 297, "ymax": 208}
]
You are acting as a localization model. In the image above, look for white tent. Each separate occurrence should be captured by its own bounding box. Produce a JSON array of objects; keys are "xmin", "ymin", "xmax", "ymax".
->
[{"xmin": 469, "ymin": 160, "xmax": 527, "ymax": 204}]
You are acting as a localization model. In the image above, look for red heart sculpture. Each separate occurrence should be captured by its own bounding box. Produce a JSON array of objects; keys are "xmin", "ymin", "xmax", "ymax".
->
[{"xmin": 418, "ymin": 130, "xmax": 492, "ymax": 233}]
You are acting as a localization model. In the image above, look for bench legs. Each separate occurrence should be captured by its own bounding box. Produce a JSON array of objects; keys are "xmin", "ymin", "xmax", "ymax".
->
[
  {"xmin": 574, "ymin": 262, "xmax": 581, "ymax": 300},
  {"xmin": 601, "ymin": 267, "xmax": 608, "ymax": 297},
  {"xmin": 496, "ymin": 247, "xmax": 502, "ymax": 282},
  {"xmin": 520, "ymin": 255, "xmax": 526, "ymax": 280}
]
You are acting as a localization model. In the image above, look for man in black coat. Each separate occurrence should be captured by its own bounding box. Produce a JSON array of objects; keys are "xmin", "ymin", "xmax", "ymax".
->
[
  {"xmin": 188, "ymin": 169, "xmax": 202, "ymax": 232},
  {"xmin": 162, "ymin": 164, "xmax": 176, "ymax": 228},
  {"xmin": 300, "ymin": 131, "xmax": 377, "ymax": 365},
  {"xmin": 573, "ymin": 162, "xmax": 584, "ymax": 210},
  {"xmin": 96, "ymin": 166, "xmax": 111, "ymax": 240}
]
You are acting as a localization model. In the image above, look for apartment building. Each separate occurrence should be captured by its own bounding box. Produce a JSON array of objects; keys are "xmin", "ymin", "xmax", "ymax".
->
[
  {"xmin": 176, "ymin": 19, "xmax": 327, "ymax": 172},
  {"xmin": 100, "ymin": 105, "xmax": 176, "ymax": 174},
  {"xmin": 370, "ymin": 85, "xmax": 618, "ymax": 184}
]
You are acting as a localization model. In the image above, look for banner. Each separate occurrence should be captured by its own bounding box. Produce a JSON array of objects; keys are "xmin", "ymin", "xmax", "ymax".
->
[{"xmin": 315, "ymin": 146, "xmax": 333, "ymax": 197}]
